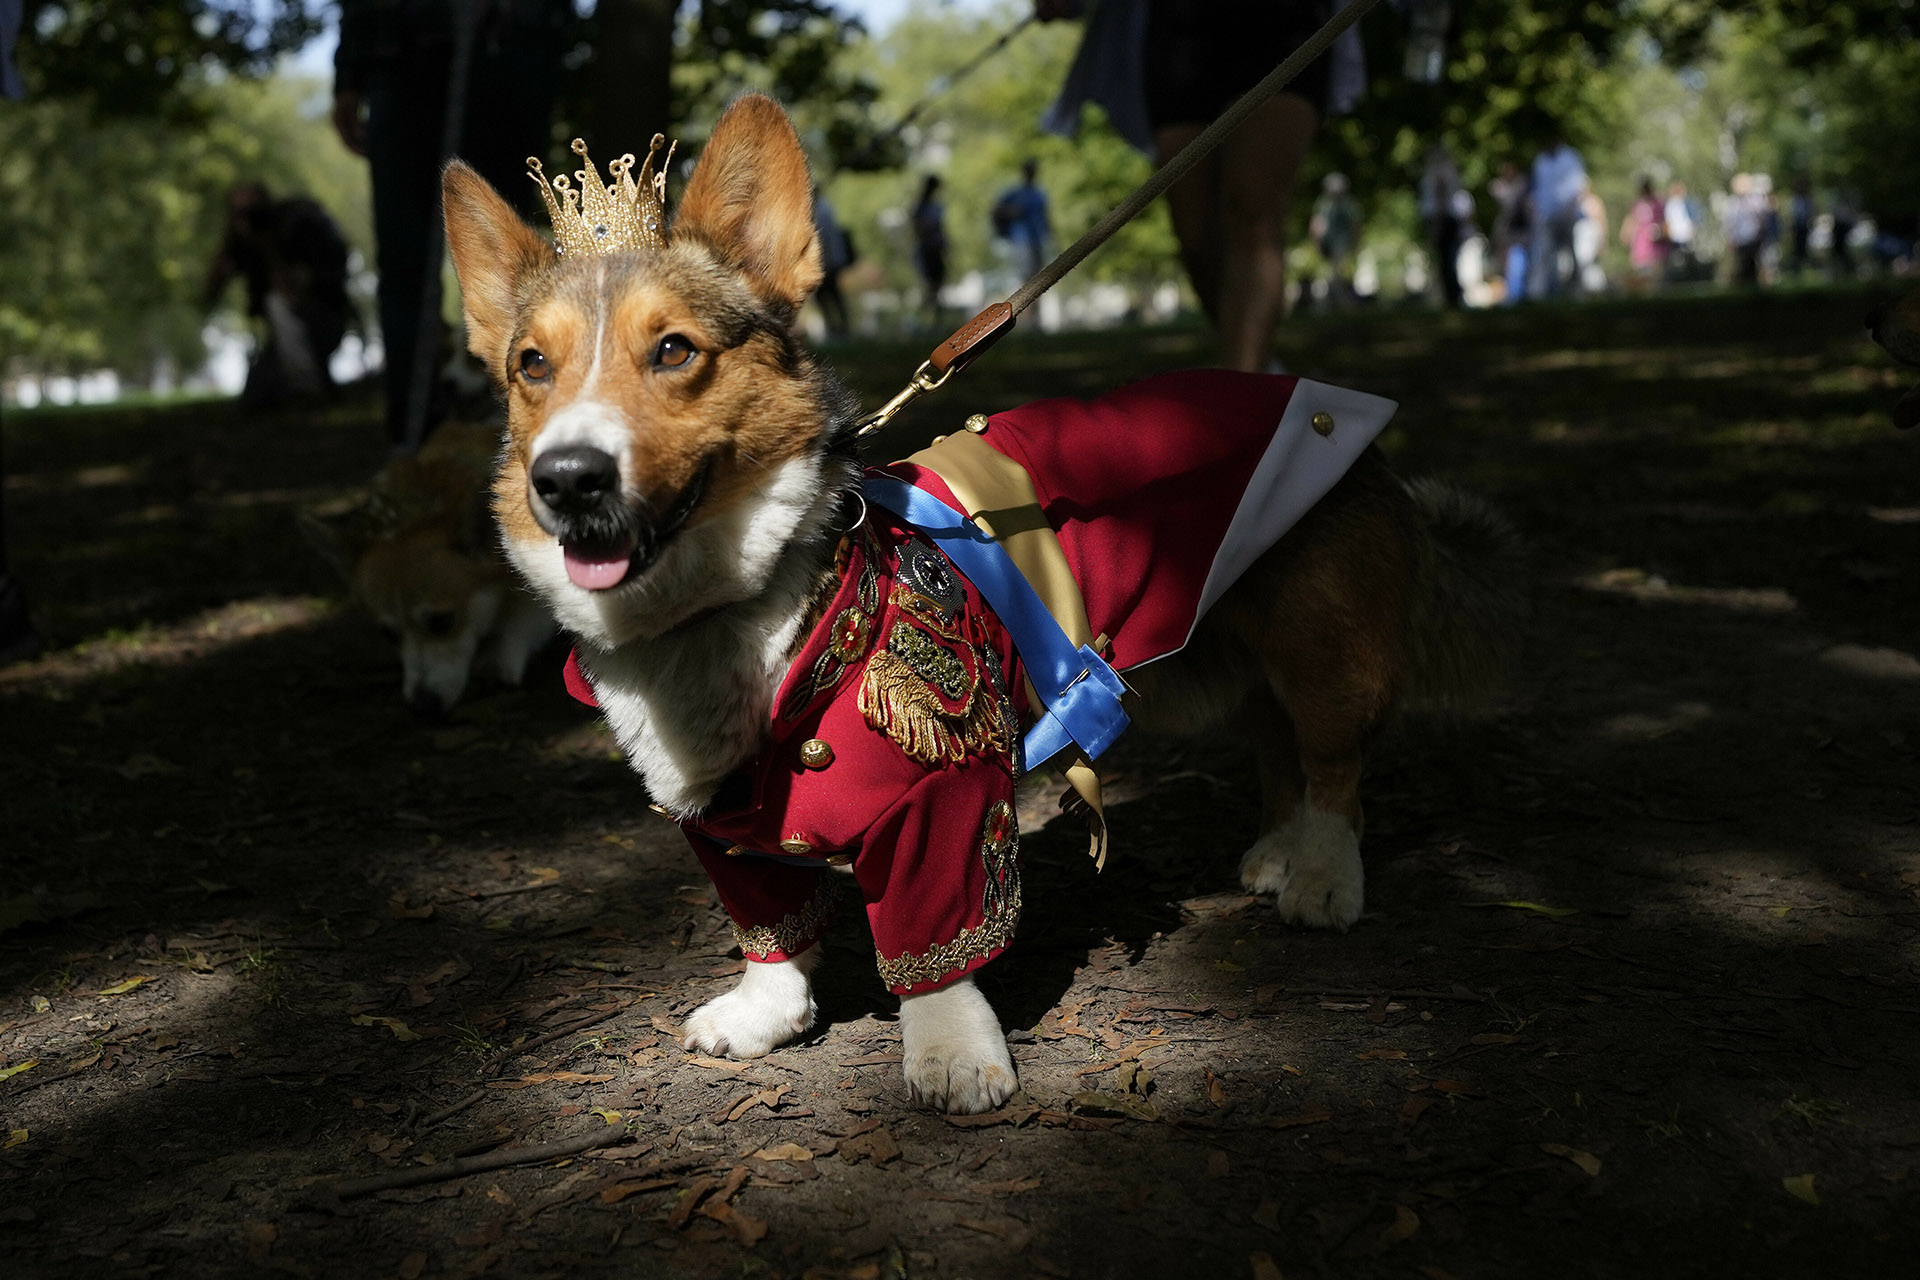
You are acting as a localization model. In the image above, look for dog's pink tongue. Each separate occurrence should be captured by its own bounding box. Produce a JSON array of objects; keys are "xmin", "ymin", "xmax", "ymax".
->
[{"xmin": 563, "ymin": 548, "xmax": 632, "ymax": 590}]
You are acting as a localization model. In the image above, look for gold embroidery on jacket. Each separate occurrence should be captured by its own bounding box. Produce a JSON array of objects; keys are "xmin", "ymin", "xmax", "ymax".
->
[
  {"xmin": 874, "ymin": 800, "xmax": 1021, "ymax": 990},
  {"xmin": 782, "ymin": 532, "xmax": 882, "ymax": 721},
  {"xmin": 858, "ymin": 581, "xmax": 1015, "ymax": 767},
  {"xmin": 732, "ymin": 877, "xmax": 839, "ymax": 960}
]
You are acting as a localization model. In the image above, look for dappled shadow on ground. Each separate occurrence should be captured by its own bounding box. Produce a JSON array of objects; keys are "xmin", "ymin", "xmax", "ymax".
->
[{"xmin": 3, "ymin": 291, "xmax": 1917, "ymax": 1278}]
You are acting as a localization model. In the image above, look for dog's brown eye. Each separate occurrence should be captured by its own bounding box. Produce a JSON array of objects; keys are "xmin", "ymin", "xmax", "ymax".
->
[
  {"xmin": 654, "ymin": 335, "xmax": 697, "ymax": 369},
  {"xmin": 518, "ymin": 349, "xmax": 550, "ymax": 381},
  {"xmin": 423, "ymin": 610, "xmax": 456, "ymax": 638}
]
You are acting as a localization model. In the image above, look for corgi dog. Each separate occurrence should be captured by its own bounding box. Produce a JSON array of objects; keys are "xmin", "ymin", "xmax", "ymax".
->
[
  {"xmin": 1868, "ymin": 285, "xmax": 1920, "ymax": 429},
  {"xmin": 441, "ymin": 94, "xmax": 1521, "ymax": 1113},
  {"xmin": 302, "ymin": 420, "xmax": 555, "ymax": 715}
]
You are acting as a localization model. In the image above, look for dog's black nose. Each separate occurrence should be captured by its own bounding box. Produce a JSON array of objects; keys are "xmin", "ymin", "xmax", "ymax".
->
[
  {"xmin": 409, "ymin": 689, "xmax": 446, "ymax": 719},
  {"xmin": 530, "ymin": 446, "xmax": 620, "ymax": 516}
]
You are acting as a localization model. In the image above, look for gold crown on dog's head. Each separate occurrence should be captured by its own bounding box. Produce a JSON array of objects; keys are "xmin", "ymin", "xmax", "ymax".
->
[{"xmin": 526, "ymin": 135, "xmax": 676, "ymax": 257}]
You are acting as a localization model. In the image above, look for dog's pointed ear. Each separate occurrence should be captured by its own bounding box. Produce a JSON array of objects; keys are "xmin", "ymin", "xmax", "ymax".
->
[
  {"xmin": 443, "ymin": 161, "xmax": 552, "ymax": 382},
  {"xmin": 674, "ymin": 94, "xmax": 822, "ymax": 316},
  {"xmin": 298, "ymin": 502, "xmax": 374, "ymax": 583}
]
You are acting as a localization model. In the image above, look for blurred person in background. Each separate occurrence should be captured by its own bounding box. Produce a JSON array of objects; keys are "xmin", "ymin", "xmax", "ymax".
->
[
  {"xmin": 1662, "ymin": 180, "xmax": 1698, "ymax": 282},
  {"xmin": 332, "ymin": 0, "xmax": 567, "ymax": 450},
  {"xmin": 1618, "ymin": 177, "xmax": 1667, "ymax": 293},
  {"xmin": 1309, "ymin": 171, "xmax": 1360, "ymax": 309},
  {"xmin": 1573, "ymin": 178, "xmax": 1607, "ymax": 295},
  {"xmin": 1526, "ymin": 134, "xmax": 1586, "ymax": 299},
  {"xmin": 204, "ymin": 182, "xmax": 353, "ymax": 406},
  {"xmin": 812, "ymin": 190, "xmax": 854, "ymax": 338},
  {"xmin": 991, "ymin": 158, "xmax": 1053, "ymax": 282},
  {"xmin": 1788, "ymin": 177, "xmax": 1815, "ymax": 277},
  {"xmin": 1488, "ymin": 159, "xmax": 1529, "ymax": 305},
  {"xmin": 1418, "ymin": 143, "xmax": 1466, "ymax": 309},
  {"xmin": 911, "ymin": 174, "xmax": 949, "ymax": 330},
  {"xmin": 1041, "ymin": 0, "xmax": 1366, "ymax": 371},
  {"xmin": 1725, "ymin": 173, "xmax": 1765, "ymax": 287},
  {"xmin": 1, "ymin": 0, "xmax": 42, "ymax": 664}
]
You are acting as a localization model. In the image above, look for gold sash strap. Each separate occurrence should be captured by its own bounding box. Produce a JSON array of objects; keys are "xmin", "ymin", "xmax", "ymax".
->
[{"xmin": 903, "ymin": 429, "xmax": 1111, "ymax": 869}]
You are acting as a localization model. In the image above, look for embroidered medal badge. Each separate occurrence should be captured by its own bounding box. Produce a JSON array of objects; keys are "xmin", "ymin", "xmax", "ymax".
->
[{"xmin": 859, "ymin": 539, "xmax": 1016, "ymax": 767}]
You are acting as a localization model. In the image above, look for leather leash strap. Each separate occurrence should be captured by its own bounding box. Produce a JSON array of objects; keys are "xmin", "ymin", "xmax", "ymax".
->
[{"xmin": 855, "ymin": 0, "xmax": 1388, "ymax": 436}]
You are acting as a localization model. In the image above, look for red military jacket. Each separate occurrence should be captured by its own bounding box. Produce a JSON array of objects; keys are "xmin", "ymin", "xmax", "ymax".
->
[{"xmin": 565, "ymin": 370, "xmax": 1396, "ymax": 994}]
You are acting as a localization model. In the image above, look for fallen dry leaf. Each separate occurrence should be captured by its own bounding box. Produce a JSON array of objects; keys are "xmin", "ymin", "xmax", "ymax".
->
[
  {"xmin": 686, "ymin": 1055, "xmax": 752, "ymax": 1073},
  {"xmin": 701, "ymin": 1199, "xmax": 769, "ymax": 1247},
  {"xmin": 0, "ymin": 1060, "xmax": 38, "ymax": 1083},
  {"xmin": 751, "ymin": 1143, "xmax": 815, "ymax": 1162},
  {"xmin": 243, "ymin": 1221, "xmax": 277, "ymax": 1265},
  {"xmin": 1358, "ymin": 1048, "xmax": 1408, "ymax": 1061},
  {"xmin": 599, "ymin": 1176, "xmax": 679, "ymax": 1204},
  {"xmin": 5, "ymin": 1129, "xmax": 26, "ymax": 1149},
  {"xmin": 350, "ymin": 1015, "xmax": 421, "ymax": 1042},
  {"xmin": 1070, "ymin": 1090, "xmax": 1162, "ymax": 1123},
  {"xmin": 1401, "ymin": 1095, "xmax": 1439, "ymax": 1127},
  {"xmin": 1205, "ymin": 1068, "xmax": 1229, "ymax": 1108},
  {"xmin": 1249, "ymin": 1251, "xmax": 1283, "ymax": 1280},
  {"xmin": 97, "ymin": 975, "xmax": 154, "ymax": 997},
  {"xmin": 1464, "ymin": 900, "xmax": 1579, "ymax": 918},
  {"xmin": 1380, "ymin": 1204, "xmax": 1420, "ymax": 1245},
  {"xmin": 1540, "ymin": 1142, "xmax": 1602, "ymax": 1177},
  {"xmin": 976, "ymin": 1175, "xmax": 1043, "ymax": 1194},
  {"xmin": 398, "ymin": 1251, "xmax": 427, "ymax": 1280},
  {"xmin": 1265, "ymin": 1104, "xmax": 1332, "ymax": 1130},
  {"xmin": 1783, "ymin": 1173, "xmax": 1819, "ymax": 1204},
  {"xmin": 954, "ymin": 1216, "xmax": 1033, "ymax": 1251},
  {"xmin": 1470, "ymin": 1033, "xmax": 1523, "ymax": 1045}
]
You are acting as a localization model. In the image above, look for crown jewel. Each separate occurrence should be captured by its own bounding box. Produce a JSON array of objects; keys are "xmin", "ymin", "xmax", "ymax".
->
[{"xmin": 527, "ymin": 134, "xmax": 675, "ymax": 257}]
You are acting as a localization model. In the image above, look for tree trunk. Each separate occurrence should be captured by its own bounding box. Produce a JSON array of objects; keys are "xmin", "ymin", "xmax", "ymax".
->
[{"xmin": 588, "ymin": 0, "xmax": 680, "ymax": 149}]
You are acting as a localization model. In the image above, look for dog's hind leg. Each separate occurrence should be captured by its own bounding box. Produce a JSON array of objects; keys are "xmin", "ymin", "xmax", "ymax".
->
[
  {"xmin": 900, "ymin": 976, "xmax": 1016, "ymax": 1114},
  {"xmin": 1241, "ymin": 661, "xmax": 1377, "ymax": 930},
  {"xmin": 682, "ymin": 945, "xmax": 821, "ymax": 1059}
]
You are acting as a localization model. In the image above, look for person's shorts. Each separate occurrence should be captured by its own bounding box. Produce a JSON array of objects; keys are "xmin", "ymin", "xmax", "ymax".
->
[{"xmin": 1143, "ymin": 0, "xmax": 1333, "ymax": 131}]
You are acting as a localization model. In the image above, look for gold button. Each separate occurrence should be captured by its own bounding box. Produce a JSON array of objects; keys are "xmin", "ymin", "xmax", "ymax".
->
[
  {"xmin": 779, "ymin": 835, "xmax": 814, "ymax": 855},
  {"xmin": 931, "ymin": 434, "xmax": 947, "ymax": 445},
  {"xmin": 647, "ymin": 802, "xmax": 673, "ymax": 818},
  {"xmin": 799, "ymin": 738, "xmax": 834, "ymax": 769},
  {"xmin": 1311, "ymin": 411, "xmax": 1335, "ymax": 436},
  {"xmin": 723, "ymin": 843, "xmax": 747, "ymax": 857},
  {"xmin": 964, "ymin": 413, "xmax": 990, "ymax": 434},
  {"xmin": 824, "ymin": 852, "xmax": 853, "ymax": 867}
]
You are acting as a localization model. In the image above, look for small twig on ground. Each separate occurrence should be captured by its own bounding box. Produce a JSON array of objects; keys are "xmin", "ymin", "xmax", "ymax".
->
[
  {"xmin": 1298, "ymin": 987, "xmax": 1489, "ymax": 1004},
  {"xmin": 320, "ymin": 1121, "xmax": 625, "ymax": 1201},
  {"xmin": 416, "ymin": 1088, "xmax": 487, "ymax": 1132},
  {"xmin": 477, "ymin": 1006, "xmax": 625, "ymax": 1077}
]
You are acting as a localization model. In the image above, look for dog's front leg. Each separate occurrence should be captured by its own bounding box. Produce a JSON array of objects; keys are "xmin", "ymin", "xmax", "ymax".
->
[
  {"xmin": 900, "ymin": 976, "xmax": 1016, "ymax": 1114},
  {"xmin": 683, "ymin": 946, "xmax": 821, "ymax": 1059}
]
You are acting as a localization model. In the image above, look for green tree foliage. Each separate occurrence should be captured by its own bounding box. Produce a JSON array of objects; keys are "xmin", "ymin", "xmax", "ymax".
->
[
  {"xmin": 16, "ymin": 0, "xmax": 322, "ymax": 118},
  {"xmin": 813, "ymin": 2, "xmax": 1177, "ymax": 313},
  {"xmin": 0, "ymin": 75, "xmax": 369, "ymax": 376}
]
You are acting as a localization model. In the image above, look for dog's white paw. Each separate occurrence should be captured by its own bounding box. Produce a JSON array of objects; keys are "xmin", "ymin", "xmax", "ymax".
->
[
  {"xmin": 1240, "ymin": 805, "xmax": 1364, "ymax": 931},
  {"xmin": 899, "ymin": 976, "xmax": 1016, "ymax": 1114},
  {"xmin": 682, "ymin": 953, "xmax": 818, "ymax": 1059}
]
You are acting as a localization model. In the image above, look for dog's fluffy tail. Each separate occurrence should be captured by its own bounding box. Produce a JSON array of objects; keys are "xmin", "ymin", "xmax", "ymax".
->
[{"xmin": 1399, "ymin": 478, "xmax": 1527, "ymax": 713}]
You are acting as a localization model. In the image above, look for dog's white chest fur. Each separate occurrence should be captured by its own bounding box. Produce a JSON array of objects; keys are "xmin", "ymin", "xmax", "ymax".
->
[{"xmin": 578, "ymin": 554, "xmax": 822, "ymax": 814}]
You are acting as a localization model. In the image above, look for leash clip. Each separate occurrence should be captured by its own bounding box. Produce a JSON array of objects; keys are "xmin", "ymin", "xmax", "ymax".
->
[{"xmin": 854, "ymin": 359, "xmax": 953, "ymax": 437}]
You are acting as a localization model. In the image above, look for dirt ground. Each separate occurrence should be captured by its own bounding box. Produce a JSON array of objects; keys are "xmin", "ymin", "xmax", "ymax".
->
[{"xmin": 4, "ymin": 289, "xmax": 1918, "ymax": 1279}]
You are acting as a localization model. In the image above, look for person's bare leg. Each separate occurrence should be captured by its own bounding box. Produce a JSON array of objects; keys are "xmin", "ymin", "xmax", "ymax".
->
[
  {"xmin": 1214, "ymin": 94, "xmax": 1318, "ymax": 372},
  {"xmin": 1155, "ymin": 124, "xmax": 1222, "ymax": 323}
]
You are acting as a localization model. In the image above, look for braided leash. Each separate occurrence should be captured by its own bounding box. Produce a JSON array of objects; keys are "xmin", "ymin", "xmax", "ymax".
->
[{"xmin": 855, "ymin": 0, "xmax": 1388, "ymax": 436}]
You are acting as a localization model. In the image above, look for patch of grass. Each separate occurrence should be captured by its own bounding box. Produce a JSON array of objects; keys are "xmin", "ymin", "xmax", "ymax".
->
[
  {"xmin": 452, "ymin": 1023, "xmax": 500, "ymax": 1061},
  {"xmin": 1778, "ymin": 1095, "xmax": 1844, "ymax": 1128},
  {"xmin": 1641, "ymin": 1104, "xmax": 1684, "ymax": 1143},
  {"xmin": 238, "ymin": 941, "xmax": 289, "ymax": 1009}
]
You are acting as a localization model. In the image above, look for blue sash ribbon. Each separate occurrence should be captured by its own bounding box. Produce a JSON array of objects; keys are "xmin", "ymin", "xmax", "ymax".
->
[{"xmin": 863, "ymin": 473, "xmax": 1131, "ymax": 772}]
